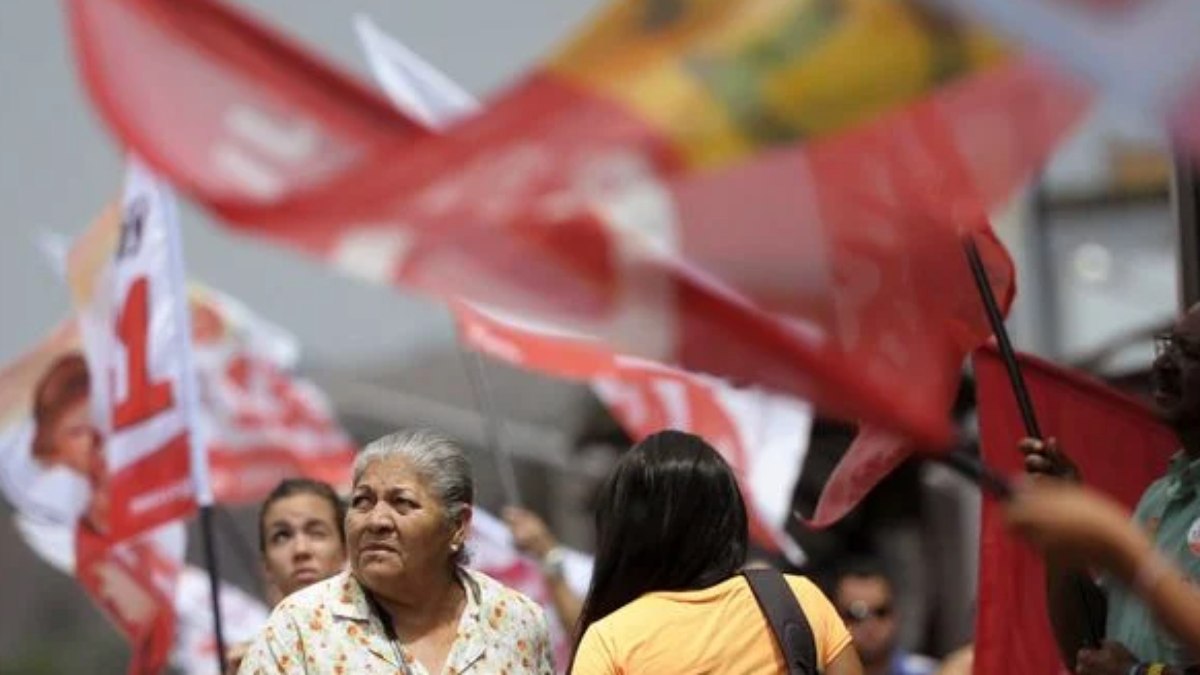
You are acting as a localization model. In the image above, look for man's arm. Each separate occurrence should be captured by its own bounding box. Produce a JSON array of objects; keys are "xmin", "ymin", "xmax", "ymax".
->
[
  {"xmin": 504, "ymin": 507, "xmax": 585, "ymax": 633},
  {"xmin": 1020, "ymin": 438, "xmax": 1107, "ymax": 669}
]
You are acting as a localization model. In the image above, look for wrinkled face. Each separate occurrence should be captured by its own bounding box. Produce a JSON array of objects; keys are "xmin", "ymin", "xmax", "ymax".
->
[
  {"xmin": 1152, "ymin": 305, "xmax": 1200, "ymax": 430},
  {"xmin": 262, "ymin": 494, "xmax": 346, "ymax": 600},
  {"xmin": 835, "ymin": 576, "xmax": 897, "ymax": 666},
  {"xmin": 346, "ymin": 456, "xmax": 468, "ymax": 593},
  {"xmin": 48, "ymin": 399, "xmax": 103, "ymax": 481}
]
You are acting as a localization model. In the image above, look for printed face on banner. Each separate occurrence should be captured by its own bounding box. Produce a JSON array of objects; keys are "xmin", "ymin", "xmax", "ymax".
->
[{"xmin": 0, "ymin": 323, "xmax": 105, "ymax": 529}]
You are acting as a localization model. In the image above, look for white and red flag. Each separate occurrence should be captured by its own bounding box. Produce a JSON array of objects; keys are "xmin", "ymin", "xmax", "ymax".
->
[{"xmin": 69, "ymin": 159, "xmax": 206, "ymax": 545}]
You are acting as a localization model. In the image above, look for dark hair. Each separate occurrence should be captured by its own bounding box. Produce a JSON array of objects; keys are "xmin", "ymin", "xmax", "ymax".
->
[
  {"xmin": 31, "ymin": 353, "xmax": 92, "ymax": 461},
  {"xmin": 258, "ymin": 478, "xmax": 347, "ymax": 553},
  {"xmin": 830, "ymin": 557, "xmax": 894, "ymax": 597},
  {"xmin": 574, "ymin": 430, "xmax": 748, "ymax": 641}
]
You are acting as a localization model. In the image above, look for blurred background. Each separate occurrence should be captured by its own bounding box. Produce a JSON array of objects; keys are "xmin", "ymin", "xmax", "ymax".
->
[{"xmin": 0, "ymin": 1, "xmax": 1181, "ymax": 671}]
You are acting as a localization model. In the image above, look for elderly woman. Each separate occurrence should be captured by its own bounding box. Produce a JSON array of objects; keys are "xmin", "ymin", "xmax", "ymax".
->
[{"xmin": 239, "ymin": 429, "xmax": 553, "ymax": 674}]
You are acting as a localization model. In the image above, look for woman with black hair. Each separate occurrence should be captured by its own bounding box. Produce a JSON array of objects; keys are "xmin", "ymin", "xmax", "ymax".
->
[{"xmin": 570, "ymin": 430, "xmax": 862, "ymax": 674}]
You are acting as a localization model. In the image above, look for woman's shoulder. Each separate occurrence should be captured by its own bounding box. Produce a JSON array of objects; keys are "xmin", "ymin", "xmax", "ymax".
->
[
  {"xmin": 780, "ymin": 573, "xmax": 823, "ymax": 595},
  {"xmin": 779, "ymin": 574, "xmax": 838, "ymax": 610}
]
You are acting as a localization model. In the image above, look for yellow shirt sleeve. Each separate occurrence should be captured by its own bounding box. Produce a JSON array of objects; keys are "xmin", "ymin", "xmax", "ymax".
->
[
  {"xmin": 787, "ymin": 575, "xmax": 854, "ymax": 666},
  {"xmin": 571, "ymin": 623, "xmax": 620, "ymax": 675}
]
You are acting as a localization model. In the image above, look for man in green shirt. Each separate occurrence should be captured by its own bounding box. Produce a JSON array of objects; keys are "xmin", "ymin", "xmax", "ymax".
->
[
  {"xmin": 1022, "ymin": 306, "xmax": 1200, "ymax": 672},
  {"xmin": 1024, "ymin": 304, "xmax": 1200, "ymax": 674}
]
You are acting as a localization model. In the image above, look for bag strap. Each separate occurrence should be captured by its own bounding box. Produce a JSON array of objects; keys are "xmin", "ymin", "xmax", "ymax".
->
[{"xmin": 742, "ymin": 569, "xmax": 819, "ymax": 675}]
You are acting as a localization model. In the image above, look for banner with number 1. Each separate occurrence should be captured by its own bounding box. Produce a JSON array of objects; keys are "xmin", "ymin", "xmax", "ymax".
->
[{"xmin": 73, "ymin": 159, "xmax": 206, "ymax": 546}]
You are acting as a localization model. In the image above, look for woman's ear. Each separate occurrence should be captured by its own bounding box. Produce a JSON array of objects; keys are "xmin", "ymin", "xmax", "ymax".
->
[{"xmin": 452, "ymin": 504, "xmax": 473, "ymax": 550}]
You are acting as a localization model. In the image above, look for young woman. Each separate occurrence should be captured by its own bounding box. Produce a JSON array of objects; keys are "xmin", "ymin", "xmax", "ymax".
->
[{"xmin": 570, "ymin": 430, "xmax": 863, "ymax": 674}]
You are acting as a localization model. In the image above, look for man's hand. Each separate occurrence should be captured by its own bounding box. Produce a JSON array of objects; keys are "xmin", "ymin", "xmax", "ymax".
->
[
  {"xmin": 1020, "ymin": 437, "xmax": 1081, "ymax": 482},
  {"xmin": 503, "ymin": 507, "xmax": 558, "ymax": 560},
  {"xmin": 1075, "ymin": 641, "xmax": 1137, "ymax": 675}
]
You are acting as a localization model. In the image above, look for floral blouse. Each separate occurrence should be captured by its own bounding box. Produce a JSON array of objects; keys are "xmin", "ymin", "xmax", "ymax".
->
[{"xmin": 238, "ymin": 568, "xmax": 554, "ymax": 674}]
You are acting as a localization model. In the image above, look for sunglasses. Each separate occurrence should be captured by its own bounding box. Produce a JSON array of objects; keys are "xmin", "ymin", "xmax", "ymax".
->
[
  {"xmin": 1155, "ymin": 332, "xmax": 1200, "ymax": 361},
  {"xmin": 839, "ymin": 601, "xmax": 893, "ymax": 623}
]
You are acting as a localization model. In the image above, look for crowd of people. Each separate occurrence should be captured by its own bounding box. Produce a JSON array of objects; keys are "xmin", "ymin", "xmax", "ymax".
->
[{"xmin": 212, "ymin": 303, "xmax": 1200, "ymax": 673}]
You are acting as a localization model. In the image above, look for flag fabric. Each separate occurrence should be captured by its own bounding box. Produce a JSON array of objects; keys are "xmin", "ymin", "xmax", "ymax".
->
[
  {"xmin": 468, "ymin": 507, "xmax": 593, "ymax": 672},
  {"xmin": 925, "ymin": 0, "xmax": 1200, "ymax": 152},
  {"xmin": 14, "ymin": 513, "xmax": 270, "ymax": 675},
  {"xmin": 973, "ymin": 344, "xmax": 1177, "ymax": 675},
  {"xmin": 67, "ymin": 0, "xmax": 1087, "ymax": 450},
  {"xmin": 14, "ymin": 514, "xmax": 185, "ymax": 675},
  {"xmin": 355, "ymin": 7, "xmax": 1080, "ymax": 530},
  {"xmin": 0, "ymin": 165, "xmax": 354, "ymax": 672},
  {"xmin": 66, "ymin": 185, "xmax": 356, "ymax": 505},
  {"xmin": 355, "ymin": 16, "xmax": 812, "ymax": 559},
  {"xmin": 70, "ymin": 159, "xmax": 205, "ymax": 545},
  {"xmin": 0, "ymin": 313, "xmax": 184, "ymax": 674},
  {"xmin": 0, "ymin": 160, "xmax": 205, "ymax": 674},
  {"xmin": 188, "ymin": 285, "xmax": 356, "ymax": 503}
]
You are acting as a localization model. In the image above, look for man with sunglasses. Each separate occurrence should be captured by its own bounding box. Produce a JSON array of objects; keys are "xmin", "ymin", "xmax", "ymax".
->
[
  {"xmin": 832, "ymin": 558, "xmax": 937, "ymax": 675},
  {"xmin": 1023, "ymin": 305, "xmax": 1200, "ymax": 675}
]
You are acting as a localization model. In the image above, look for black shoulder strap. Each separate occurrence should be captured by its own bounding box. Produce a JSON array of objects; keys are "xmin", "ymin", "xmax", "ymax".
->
[{"xmin": 742, "ymin": 569, "xmax": 819, "ymax": 675}]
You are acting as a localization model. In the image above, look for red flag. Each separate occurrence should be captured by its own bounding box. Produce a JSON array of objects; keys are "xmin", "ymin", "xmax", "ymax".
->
[
  {"xmin": 356, "ymin": 18, "xmax": 1073, "ymax": 536},
  {"xmin": 76, "ymin": 526, "xmax": 182, "ymax": 675},
  {"xmin": 973, "ymin": 344, "xmax": 1176, "ymax": 675},
  {"xmin": 456, "ymin": 303, "xmax": 811, "ymax": 558},
  {"xmin": 66, "ymin": 0, "xmax": 1088, "ymax": 448}
]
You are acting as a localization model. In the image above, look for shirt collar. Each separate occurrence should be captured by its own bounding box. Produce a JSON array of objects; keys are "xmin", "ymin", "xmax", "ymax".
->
[
  {"xmin": 446, "ymin": 569, "xmax": 486, "ymax": 671},
  {"xmin": 328, "ymin": 569, "xmax": 373, "ymax": 622},
  {"xmin": 1166, "ymin": 450, "xmax": 1200, "ymax": 497},
  {"xmin": 326, "ymin": 568, "xmax": 487, "ymax": 671}
]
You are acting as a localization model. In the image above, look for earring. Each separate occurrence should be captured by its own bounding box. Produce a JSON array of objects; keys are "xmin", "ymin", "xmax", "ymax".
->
[{"xmin": 451, "ymin": 543, "xmax": 462, "ymax": 553}]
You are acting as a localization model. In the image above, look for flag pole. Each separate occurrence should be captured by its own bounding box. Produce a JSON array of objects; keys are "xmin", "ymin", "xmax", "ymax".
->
[
  {"xmin": 460, "ymin": 349, "xmax": 523, "ymax": 507},
  {"xmin": 160, "ymin": 167, "xmax": 228, "ymax": 674},
  {"xmin": 963, "ymin": 233, "xmax": 1105, "ymax": 647},
  {"xmin": 935, "ymin": 446, "xmax": 1013, "ymax": 500},
  {"xmin": 963, "ymin": 235, "xmax": 1044, "ymax": 440},
  {"xmin": 199, "ymin": 506, "xmax": 229, "ymax": 673}
]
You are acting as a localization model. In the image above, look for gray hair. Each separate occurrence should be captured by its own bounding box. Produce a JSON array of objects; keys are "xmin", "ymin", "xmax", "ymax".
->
[{"xmin": 353, "ymin": 428, "xmax": 474, "ymax": 566}]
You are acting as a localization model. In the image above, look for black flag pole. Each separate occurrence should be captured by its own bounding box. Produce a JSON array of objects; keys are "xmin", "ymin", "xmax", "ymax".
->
[
  {"xmin": 199, "ymin": 505, "xmax": 229, "ymax": 674},
  {"xmin": 936, "ymin": 446, "xmax": 1013, "ymax": 500},
  {"xmin": 963, "ymin": 235, "xmax": 1043, "ymax": 440},
  {"xmin": 962, "ymin": 233, "xmax": 1105, "ymax": 647}
]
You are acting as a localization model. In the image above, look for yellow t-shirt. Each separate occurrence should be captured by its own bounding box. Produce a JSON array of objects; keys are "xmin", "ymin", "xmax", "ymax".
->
[{"xmin": 572, "ymin": 574, "xmax": 852, "ymax": 674}]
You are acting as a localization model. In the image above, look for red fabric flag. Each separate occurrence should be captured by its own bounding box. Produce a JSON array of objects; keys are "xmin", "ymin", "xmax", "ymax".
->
[
  {"xmin": 67, "ymin": 0, "xmax": 1085, "ymax": 450},
  {"xmin": 973, "ymin": 344, "xmax": 1176, "ymax": 675},
  {"xmin": 76, "ymin": 525, "xmax": 182, "ymax": 675},
  {"xmin": 188, "ymin": 286, "xmax": 356, "ymax": 503}
]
